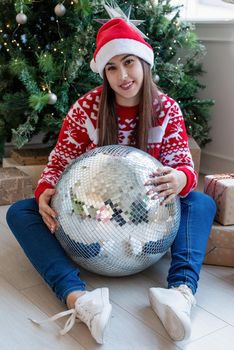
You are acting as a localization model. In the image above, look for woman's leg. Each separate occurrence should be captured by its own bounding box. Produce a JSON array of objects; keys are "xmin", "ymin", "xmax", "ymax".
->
[
  {"xmin": 167, "ymin": 191, "xmax": 217, "ymax": 294},
  {"xmin": 6, "ymin": 198, "xmax": 86, "ymax": 303},
  {"xmin": 6, "ymin": 198, "xmax": 112, "ymax": 344},
  {"xmin": 149, "ymin": 191, "xmax": 216, "ymax": 341}
]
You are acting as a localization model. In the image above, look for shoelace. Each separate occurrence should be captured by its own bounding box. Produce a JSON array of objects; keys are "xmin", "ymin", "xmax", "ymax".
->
[
  {"xmin": 176, "ymin": 285, "xmax": 196, "ymax": 308},
  {"xmin": 29, "ymin": 299, "xmax": 103, "ymax": 335},
  {"xmin": 29, "ymin": 308, "xmax": 78, "ymax": 335}
]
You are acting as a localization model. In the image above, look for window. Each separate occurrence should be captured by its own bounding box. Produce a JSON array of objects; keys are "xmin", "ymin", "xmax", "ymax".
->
[{"xmin": 170, "ymin": 0, "xmax": 234, "ymax": 21}]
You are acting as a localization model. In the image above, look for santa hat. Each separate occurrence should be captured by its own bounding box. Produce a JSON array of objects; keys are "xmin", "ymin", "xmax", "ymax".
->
[{"xmin": 90, "ymin": 18, "xmax": 154, "ymax": 78}]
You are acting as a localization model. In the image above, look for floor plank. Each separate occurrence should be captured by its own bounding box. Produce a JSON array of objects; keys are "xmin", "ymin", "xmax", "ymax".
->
[
  {"xmin": 181, "ymin": 326, "xmax": 234, "ymax": 350},
  {"xmin": 0, "ymin": 204, "xmax": 9, "ymax": 227},
  {"xmin": 80, "ymin": 267, "xmax": 228, "ymax": 346},
  {"xmin": 202, "ymin": 264, "xmax": 234, "ymax": 285},
  {"xmin": 22, "ymin": 283, "xmax": 179, "ymax": 350},
  {"xmin": 0, "ymin": 276, "xmax": 85, "ymax": 350},
  {"xmin": 196, "ymin": 269, "xmax": 234, "ymax": 326},
  {"xmin": 1, "ymin": 178, "xmax": 234, "ymax": 349},
  {"xmin": 0, "ymin": 222, "xmax": 43, "ymax": 290}
]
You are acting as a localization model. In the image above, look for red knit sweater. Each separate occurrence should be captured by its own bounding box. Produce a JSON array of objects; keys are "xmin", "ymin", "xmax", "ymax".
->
[{"xmin": 35, "ymin": 86, "xmax": 197, "ymax": 202}]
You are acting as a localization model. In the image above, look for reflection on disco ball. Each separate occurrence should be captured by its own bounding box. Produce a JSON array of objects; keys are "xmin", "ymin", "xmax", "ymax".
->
[{"xmin": 51, "ymin": 145, "xmax": 181, "ymax": 276}]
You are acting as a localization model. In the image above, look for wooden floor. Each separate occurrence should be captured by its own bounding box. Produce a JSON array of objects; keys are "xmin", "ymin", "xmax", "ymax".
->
[{"xmin": 0, "ymin": 188, "xmax": 234, "ymax": 349}]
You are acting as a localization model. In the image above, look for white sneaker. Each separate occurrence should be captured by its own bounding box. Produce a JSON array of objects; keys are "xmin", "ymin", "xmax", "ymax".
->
[
  {"xmin": 149, "ymin": 285, "xmax": 196, "ymax": 341},
  {"xmin": 30, "ymin": 288, "xmax": 112, "ymax": 344}
]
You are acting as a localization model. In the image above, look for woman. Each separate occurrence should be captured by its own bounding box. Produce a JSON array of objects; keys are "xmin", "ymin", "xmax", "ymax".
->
[{"xmin": 6, "ymin": 18, "xmax": 216, "ymax": 344}]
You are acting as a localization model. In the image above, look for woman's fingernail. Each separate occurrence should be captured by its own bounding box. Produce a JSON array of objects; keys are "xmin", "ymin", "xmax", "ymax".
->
[{"xmin": 146, "ymin": 189, "xmax": 153, "ymax": 195}]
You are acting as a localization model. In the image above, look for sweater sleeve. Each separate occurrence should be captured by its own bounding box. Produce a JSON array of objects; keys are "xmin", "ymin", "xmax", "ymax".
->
[
  {"xmin": 34, "ymin": 103, "xmax": 91, "ymax": 203},
  {"xmin": 159, "ymin": 101, "xmax": 198, "ymax": 197}
]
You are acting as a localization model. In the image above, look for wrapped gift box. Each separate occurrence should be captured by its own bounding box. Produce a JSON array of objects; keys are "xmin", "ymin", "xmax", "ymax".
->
[
  {"xmin": 2, "ymin": 157, "xmax": 45, "ymax": 190},
  {"xmin": 10, "ymin": 147, "xmax": 51, "ymax": 165},
  {"xmin": 0, "ymin": 167, "xmax": 32, "ymax": 205},
  {"xmin": 203, "ymin": 221, "xmax": 234, "ymax": 267},
  {"xmin": 204, "ymin": 174, "xmax": 234, "ymax": 225}
]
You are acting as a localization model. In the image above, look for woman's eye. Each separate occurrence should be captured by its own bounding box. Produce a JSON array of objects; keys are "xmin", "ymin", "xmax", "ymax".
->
[
  {"xmin": 107, "ymin": 66, "xmax": 116, "ymax": 71},
  {"xmin": 125, "ymin": 59, "xmax": 134, "ymax": 65}
]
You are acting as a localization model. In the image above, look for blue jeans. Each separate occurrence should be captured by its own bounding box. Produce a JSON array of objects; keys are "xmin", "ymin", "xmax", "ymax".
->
[
  {"xmin": 167, "ymin": 192, "xmax": 216, "ymax": 294},
  {"xmin": 6, "ymin": 192, "xmax": 216, "ymax": 302}
]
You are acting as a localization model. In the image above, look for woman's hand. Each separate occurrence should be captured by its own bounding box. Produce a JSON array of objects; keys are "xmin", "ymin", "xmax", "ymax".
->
[
  {"xmin": 145, "ymin": 166, "xmax": 187, "ymax": 205},
  {"xmin": 38, "ymin": 188, "xmax": 59, "ymax": 234}
]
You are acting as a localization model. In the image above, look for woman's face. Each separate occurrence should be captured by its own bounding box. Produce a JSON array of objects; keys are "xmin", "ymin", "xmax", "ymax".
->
[{"xmin": 104, "ymin": 54, "xmax": 144, "ymax": 106}]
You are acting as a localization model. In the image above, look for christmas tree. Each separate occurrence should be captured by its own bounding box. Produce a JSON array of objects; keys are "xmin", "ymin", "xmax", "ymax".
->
[{"xmin": 0, "ymin": 0, "xmax": 214, "ymax": 160}]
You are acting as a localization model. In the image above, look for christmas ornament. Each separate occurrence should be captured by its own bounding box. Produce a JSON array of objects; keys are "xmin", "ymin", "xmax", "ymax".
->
[
  {"xmin": 16, "ymin": 12, "xmax": 27, "ymax": 25},
  {"xmin": 51, "ymin": 145, "xmax": 181, "ymax": 276},
  {"xmin": 150, "ymin": 0, "xmax": 159, "ymax": 5},
  {"xmin": 47, "ymin": 92, "xmax": 57, "ymax": 105},
  {"xmin": 54, "ymin": 3, "xmax": 66, "ymax": 17},
  {"xmin": 154, "ymin": 74, "xmax": 160, "ymax": 83}
]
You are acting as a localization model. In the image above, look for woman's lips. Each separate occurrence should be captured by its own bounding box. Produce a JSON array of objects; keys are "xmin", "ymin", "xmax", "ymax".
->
[{"xmin": 120, "ymin": 81, "xmax": 134, "ymax": 90}]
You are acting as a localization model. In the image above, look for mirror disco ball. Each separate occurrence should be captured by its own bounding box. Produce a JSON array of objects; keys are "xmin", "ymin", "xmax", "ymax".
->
[{"xmin": 51, "ymin": 145, "xmax": 181, "ymax": 276}]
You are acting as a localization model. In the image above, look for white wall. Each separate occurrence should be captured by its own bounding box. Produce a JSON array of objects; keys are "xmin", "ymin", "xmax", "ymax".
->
[
  {"xmin": 195, "ymin": 22, "xmax": 234, "ymax": 173},
  {"xmin": 171, "ymin": 0, "xmax": 234, "ymax": 173}
]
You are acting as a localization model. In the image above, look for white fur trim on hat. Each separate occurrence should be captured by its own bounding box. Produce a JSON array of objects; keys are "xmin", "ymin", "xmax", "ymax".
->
[{"xmin": 90, "ymin": 38, "xmax": 154, "ymax": 78}]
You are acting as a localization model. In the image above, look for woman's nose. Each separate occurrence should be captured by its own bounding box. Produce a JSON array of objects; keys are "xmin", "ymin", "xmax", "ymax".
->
[{"xmin": 119, "ymin": 68, "xmax": 128, "ymax": 80}]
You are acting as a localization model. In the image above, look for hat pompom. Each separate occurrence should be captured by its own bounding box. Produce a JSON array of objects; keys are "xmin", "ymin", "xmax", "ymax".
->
[{"xmin": 90, "ymin": 58, "xmax": 98, "ymax": 74}]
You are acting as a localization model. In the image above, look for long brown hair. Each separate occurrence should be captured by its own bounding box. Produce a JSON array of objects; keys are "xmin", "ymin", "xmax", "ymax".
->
[{"xmin": 97, "ymin": 58, "xmax": 162, "ymax": 151}]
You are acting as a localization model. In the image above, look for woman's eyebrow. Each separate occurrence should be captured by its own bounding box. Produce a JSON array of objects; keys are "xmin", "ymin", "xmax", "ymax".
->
[
  {"xmin": 121, "ymin": 54, "xmax": 133, "ymax": 61},
  {"xmin": 106, "ymin": 55, "xmax": 134, "ymax": 66},
  {"xmin": 105, "ymin": 62, "xmax": 115, "ymax": 67}
]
